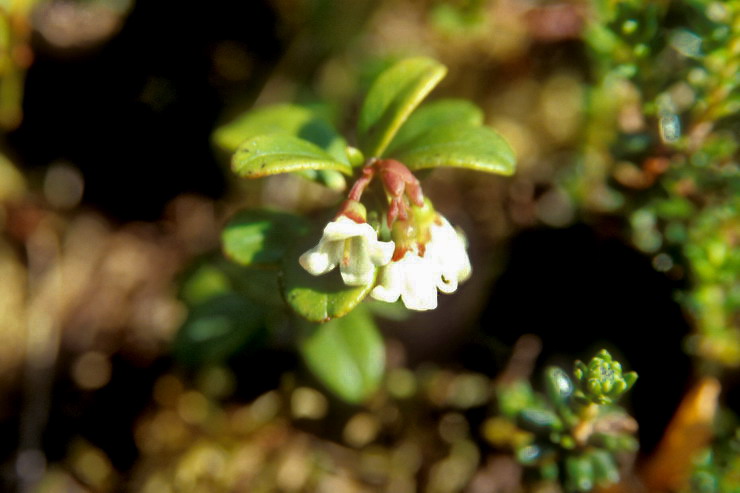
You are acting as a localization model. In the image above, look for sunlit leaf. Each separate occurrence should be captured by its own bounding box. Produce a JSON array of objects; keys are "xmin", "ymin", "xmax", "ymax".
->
[
  {"xmin": 216, "ymin": 104, "xmax": 350, "ymax": 187},
  {"xmin": 387, "ymin": 99, "xmax": 483, "ymax": 154},
  {"xmin": 357, "ymin": 57, "xmax": 447, "ymax": 158},
  {"xmin": 213, "ymin": 103, "xmax": 349, "ymax": 164},
  {"xmin": 281, "ymin": 235, "xmax": 374, "ymax": 322},
  {"xmin": 172, "ymin": 293, "xmax": 265, "ymax": 365},
  {"xmin": 232, "ymin": 134, "xmax": 353, "ymax": 178},
  {"xmin": 222, "ymin": 209, "xmax": 310, "ymax": 266},
  {"xmin": 299, "ymin": 306, "xmax": 385, "ymax": 403},
  {"xmin": 393, "ymin": 124, "xmax": 516, "ymax": 176}
]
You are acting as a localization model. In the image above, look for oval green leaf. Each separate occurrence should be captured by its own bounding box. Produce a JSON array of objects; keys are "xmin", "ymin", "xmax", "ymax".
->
[
  {"xmin": 386, "ymin": 99, "xmax": 484, "ymax": 154},
  {"xmin": 222, "ymin": 209, "xmax": 310, "ymax": 266},
  {"xmin": 357, "ymin": 57, "xmax": 447, "ymax": 158},
  {"xmin": 172, "ymin": 293, "xmax": 265, "ymax": 366},
  {"xmin": 281, "ymin": 235, "xmax": 374, "ymax": 323},
  {"xmin": 213, "ymin": 103, "xmax": 349, "ymax": 164},
  {"xmin": 232, "ymin": 134, "xmax": 353, "ymax": 178},
  {"xmin": 392, "ymin": 124, "xmax": 516, "ymax": 176},
  {"xmin": 299, "ymin": 306, "xmax": 385, "ymax": 403}
]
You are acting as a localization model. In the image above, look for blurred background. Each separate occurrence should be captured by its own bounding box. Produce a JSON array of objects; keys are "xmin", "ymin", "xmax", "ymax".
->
[{"xmin": 0, "ymin": 0, "xmax": 737, "ymax": 491}]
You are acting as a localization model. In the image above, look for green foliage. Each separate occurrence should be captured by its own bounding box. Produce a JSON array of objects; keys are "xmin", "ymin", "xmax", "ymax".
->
[
  {"xmin": 576, "ymin": 0, "xmax": 740, "ymax": 372},
  {"xmin": 192, "ymin": 57, "xmax": 516, "ymax": 403},
  {"xmin": 215, "ymin": 103, "xmax": 351, "ymax": 190},
  {"xmin": 394, "ymin": 124, "xmax": 516, "ymax": 176},
  {"xmin": 213, "ymin": 104, "xmax": 350, "ymax": 163},
  {"xmin": 214, "ymin": 57, "xmax": 515, "ymax": 328},
  {"xmin": 493, "ymin": 350, "xmax": 638, "ymax": 492},
  {"xmin": 356, "ymin": 56, "xmax": 447, "ymax": 158},
  {"xmin": 231, "ymin": 134, "xmax": 353, "ymax": 179},
  {"xmin": 299, "ymin": 306, "xmax": 385, "ymax": 403},
  {"xmin": 385, "ymin": 99, "xmax": 484, "ymax": 154},
  {"xmin": 172, "ymin": 293, "xmax": 266, "ymax": 365},
  {"xmin": 222, "ymin": 209, "xmax": 310, "ymax": 267},
  {"xmin": 688, "ymin": 427, "xmax": 740, "ymax": 493}
]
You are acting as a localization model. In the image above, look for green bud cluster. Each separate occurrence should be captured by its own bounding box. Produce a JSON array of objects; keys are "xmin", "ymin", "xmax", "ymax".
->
[
  {"xmin": 573, "ymin": 349, "xmax": 638, "ymax": 405},
  {"xmin": 493, "ymin": 349, "xmax": 639, "ymax": 492}
]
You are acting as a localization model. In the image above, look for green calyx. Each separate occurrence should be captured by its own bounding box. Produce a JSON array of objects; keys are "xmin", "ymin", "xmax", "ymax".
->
[{"xmin": 390, "ymin": 198, "xmax": 439, "ymax": 253}]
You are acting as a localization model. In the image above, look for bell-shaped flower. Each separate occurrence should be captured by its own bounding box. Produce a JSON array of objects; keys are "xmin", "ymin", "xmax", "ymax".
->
[
  {"xmin": 426, "ymin": 216, "xmax": 472, "ymax": 294},
  {"xmin": 370, "ymin": 214, "xmax": 472, "ymax": 311},
  {"xmin": 370, "ymin": 250, "xmax": 439, "ymax": 310},
  {"xmin": 299, "ymin": 216, "xmax": 395, "ymax": 286}
]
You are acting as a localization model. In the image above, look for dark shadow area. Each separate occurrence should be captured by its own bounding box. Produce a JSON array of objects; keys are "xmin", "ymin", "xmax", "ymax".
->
[
  {"xmin": 469, "ymin": 223, "xmax": 692, "ymax": 454},
  {"xmin": 7, "ymin": 0, "xmax": 282, "ymax": 221}
]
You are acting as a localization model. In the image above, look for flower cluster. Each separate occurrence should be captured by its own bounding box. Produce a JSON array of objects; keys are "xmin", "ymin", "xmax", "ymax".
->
[{"xmin": 299, "ymin": 159, "xmax": 471, "ymax": 311}]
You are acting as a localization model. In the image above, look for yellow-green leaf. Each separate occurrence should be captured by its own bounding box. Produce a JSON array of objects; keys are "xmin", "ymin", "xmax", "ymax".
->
[
  {"xmin": 214, "ymin": 103, "xmax": 349, "ymax": 164},
  {"xmin": 393, "ymin": 124, "xmax": 516, "ymax": 176},
  {"xmin": 232, "ymin": 134, "xmax": 353, "ymax": 179},
  {"xmin": 387, "ymin": 99, "xmax": 483, "ymax": 154},
  {"xmin": 357, "ymin": 57, "xmax": 447, "ymax": 158}
]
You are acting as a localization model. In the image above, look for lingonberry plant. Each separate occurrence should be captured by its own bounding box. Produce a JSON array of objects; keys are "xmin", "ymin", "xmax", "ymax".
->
[{"xmin": 178, "ymin": 57, "xmax": 515, "ymax": 403}]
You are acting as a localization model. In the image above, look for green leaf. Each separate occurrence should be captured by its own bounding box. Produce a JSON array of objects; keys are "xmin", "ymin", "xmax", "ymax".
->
[
  {"xmin": 357, "ymin": 57, "xmax": 447, "ymax": 158},
  {"xmin": 299, "ymin": 306, "xmax": 385, "ymax": 403},
  {"xmin": 518, "ymin": 408, "xmax": 563, "ymax": 432},
  {"xmin": 222, "ymin": 209, "xmax": 310, "ymax": 266},
  {"xmin": 386, "ymin": 99, "xmax": 483, "ymax": 154},
  {"xmin": 226, "ymin": 266, "xmax": 285, "ymax": 307},
  {"xmin": 213, "ymin": 103, "xmax": 349, "ymax": 164},
  {"xmin": 281, "ymin": 235, "xmax": 375, "ymax": 322},
  {"xmin": 590, "ymin": 450, "xmax": 620, "ymax": 485},
  {"xmin": 178, "ymin": 257, "xmax": 234, "ymax": 306},
  {"xmin": 232, "ymin": 134, "xmax": 353, "ymax": 179},
  {"xmin": 544, "ymin": 367, "xmax": 574, "ymax": 405},
  {"xmin": 215, "ymin": 104, "xmax": 350, "ymax": 189},
  {"xmin": 565, "ymin": 454, "xmax": 595, "ymax": 492},
  {"xmin": 392, "ymin": 124, "xmax": 516, "ymax": 176},
  {"xmin": 172, "ymin": 293, "xmax": 265, "ymax": 365}
]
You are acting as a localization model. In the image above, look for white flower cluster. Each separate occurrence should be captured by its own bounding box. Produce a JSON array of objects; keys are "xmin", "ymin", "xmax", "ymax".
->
[
  {"xmin": 371, "ymin": 217, "xmax": 471, "ymax": 310},
  {"xmin": 299, "ymin": 215, "xmax": 471, "ymax": 311}
]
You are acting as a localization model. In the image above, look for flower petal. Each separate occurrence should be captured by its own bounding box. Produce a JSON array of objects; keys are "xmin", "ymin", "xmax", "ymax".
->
[
  {"xmin": 370, "ymin": 261, "xmax": 402, "ymax": 303},
  {"xmin": 299, "ymin": 238, "xmax": 343, "ymax": 275},
  {"xmin": 340, "ymin": 236, "xmax": 376, "ymax": 286},
  {"xmin": 399, "ymin": 254, "xmax": 438, "ymax": 310},
  {"xmin": 322, "ymin": 216, "xmax": 377, "ymax": 241},
  {"xmin": 427, "ymin": 216, "xmax": 472, "ymax": 294},
  {"xmin": 368, "ymin": 238, "xmax": 395, "ymax": 266}
]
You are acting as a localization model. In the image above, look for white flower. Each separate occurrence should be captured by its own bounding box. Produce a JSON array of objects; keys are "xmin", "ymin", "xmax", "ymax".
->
[
  {"xmin": 299, "ymin": 216, "xmax": 395, "ymax": 286},
  {"xmin": 370, "ymin": 215, "xmax": 472, "ymax": 311},
  {"xmin": 426, "ymin": 216, "xmax": 472, "ymax": 294},
  {"xmin": 370, "ymin": 251, "xmax": 439, "ymax": 310}
]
